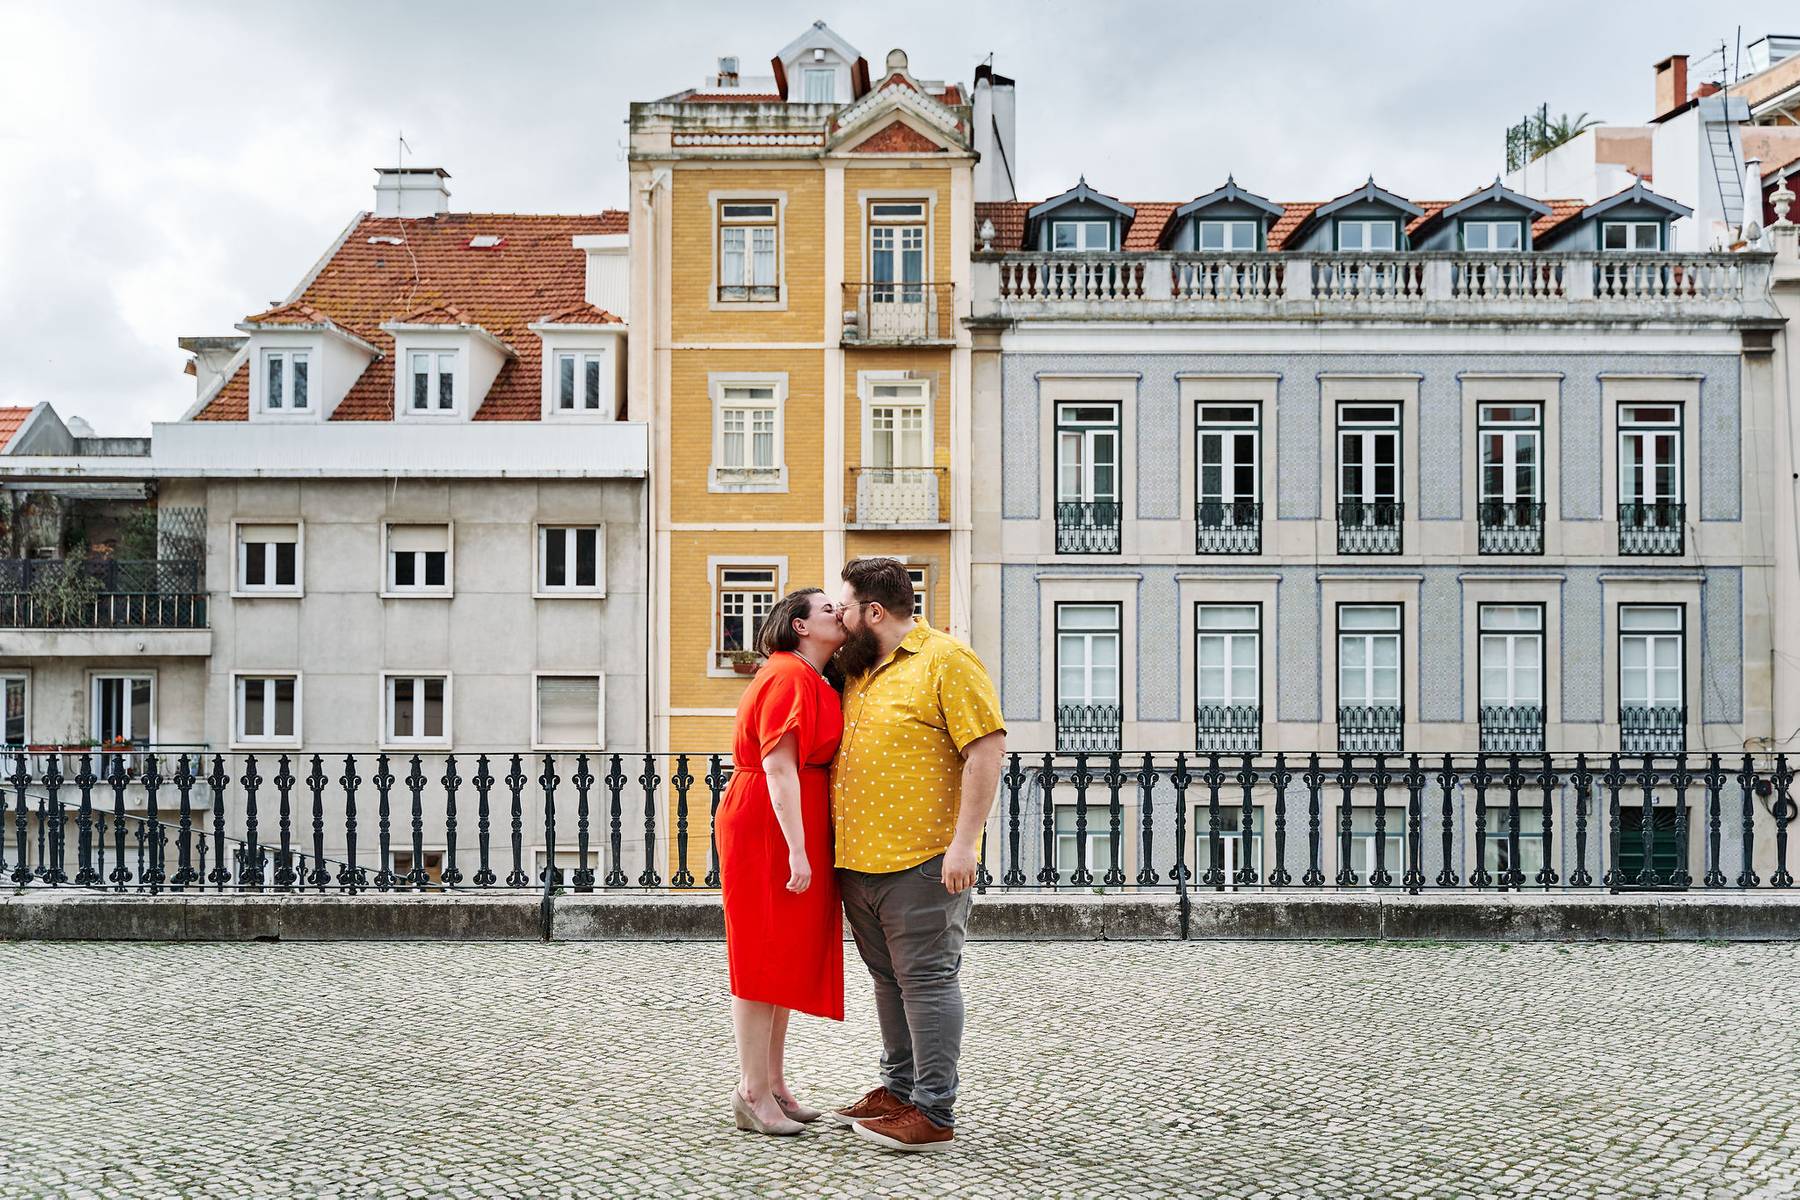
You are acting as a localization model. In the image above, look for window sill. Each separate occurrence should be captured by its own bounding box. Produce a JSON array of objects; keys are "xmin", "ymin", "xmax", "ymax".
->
[
  {"xmin": 379, "ymin": 739, "xmax": 453, "ymax": 752},
  {"xmin": 533, "ymin": 587, "xmax": 608, "ymax": 600},
  {"xmin": 531, "ymin": 741, "xmax": 607, "ymax": 753},
  {"xmin": 380, "ymin": 589, "xmax": 455, "ymax": 600},
  {"xmin": 709, "ymin": 467, "xmax": 788, "ymax": 494},
  {"xmin": 230, "ymin": 587, "xmax": 304, "ymax": 600},
  {"xmin": 708, "ymin": 294, "xmax": 788, "ymax": 313},
  {"xmin": 229, "ymin": 738, "xmax": 303, "ymax": 753}
]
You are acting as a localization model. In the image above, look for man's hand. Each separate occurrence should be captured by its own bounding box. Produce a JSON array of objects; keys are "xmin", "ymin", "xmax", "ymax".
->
[{"xmin": 942, "ymin": 839, "xmax": 978, "ymax": 894}]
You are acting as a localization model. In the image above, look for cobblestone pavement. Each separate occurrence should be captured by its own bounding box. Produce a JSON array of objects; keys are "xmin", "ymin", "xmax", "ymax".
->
[{"xmin": 3, "ymin": 940, "xmax": 1799, "ymax": 1199}]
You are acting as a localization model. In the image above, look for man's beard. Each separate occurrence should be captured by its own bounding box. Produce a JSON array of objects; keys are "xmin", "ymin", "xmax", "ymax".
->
[{"xmin": 833, "ymin": 623, "xmax": 885, "ymax": 681}]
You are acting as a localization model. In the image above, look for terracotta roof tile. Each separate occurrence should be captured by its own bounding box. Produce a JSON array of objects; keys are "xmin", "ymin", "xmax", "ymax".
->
[
  {"xmin": 537, "ymin": 302, "xmax": 625, "ymax": 326},
  {"xmin": 975, "ymin": 200, "xmax": 1029, "ymax": 250},
  {"xmin": 194, "ymin": 210, "xmax": 628, "ymax": 423},
  {"xmin": 1530, "ymin": 199, "xmax": 1587, "ymax": 243},
  {"xmin": 0, "ymin": 406, "xmax": 33, "ymax": 450},
  {"xmin": 684, "ymin": 92, "xmax": 783, "ymax": 103},
  {"xmin": 1121, "ymin": 202, "xmax": 1176, "ymax": 250},
  {"xmin": 390, "ymin": 302, "xmax": 473, "ymax": 326},
  {"xmin": 243, "ymin": 300, "xmax": 331, "ymax": 325},
  {"xmin": 1265, "ymin": 203, "xmax": 1318, "ymax": 251}
]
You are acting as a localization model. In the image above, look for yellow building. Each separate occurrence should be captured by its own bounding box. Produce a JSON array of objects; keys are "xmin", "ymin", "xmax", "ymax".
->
[{"xmin": 629, "ymin": 23, "xmax": 975, "ymax": 755}]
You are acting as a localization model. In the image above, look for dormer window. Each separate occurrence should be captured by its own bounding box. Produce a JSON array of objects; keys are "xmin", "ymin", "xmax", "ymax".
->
[
  {"xmin": 1603, "ymin": 222, "xmax": 1661, "ymax": 251},
  {"xmin": 555, "ymin": 351, "xmax": 607, "ymax": 412},
  {"xmin": 264, "ymin": 350, "xmax": 310, "ymax": 411},
  {"xmin": 1053, "ymin": 221, "xmax": 1111, "ymax": 252},
  {"xmin": 801, "ymin": 66, "xmax": 836, "ymax": 102},
  {"xmin": 1463, "ymin": 221, "xmax": 1523, "ymax": 252},
  {"xmin": 1198, "ymin": 221, "xmax": 1256, "ymax": 251},
  {"xmin": 408, "ymin": 350, "xmax": 457, "ymax": 412},
  {"xmin": 1337, "ymin": 221, "xmax": 1397, "ymax": 251}
]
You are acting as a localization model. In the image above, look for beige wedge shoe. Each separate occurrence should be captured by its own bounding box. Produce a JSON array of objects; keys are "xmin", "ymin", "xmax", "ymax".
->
[
  {"xmin": 776, "ymin": 1095, "xmax": 822, "ymax": 1124},
  {"xmin": 733, "ymin": 1091, "xmax": 804, "ymax": 1136}
]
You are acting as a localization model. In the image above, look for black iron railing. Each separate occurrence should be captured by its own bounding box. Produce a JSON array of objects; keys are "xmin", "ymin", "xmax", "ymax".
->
[
  {"xmin": 1621, "ymin": 705, "xmax": 1686, "ymax": 755},
  {"xmin": 1194, "ymin": 705, "xmax": 1260, "ymax": 754},
  {"xmin": 1055, "ymin": 501, "xmax": 1122, "ymax": 554},
  {"xmin": 1477, "ymin": 500, "xmax": 1544, "ymax": 555},
  {"xmin": 1338, "ymin": 705, "xmax": 1404, "ymax": 754},
  {"xmin": 1618, "ymin": 502, "xmax": 1685, "ymax": 556},
  {"xmin": 1336, "ymin": 500, "xmax": 1402, "ymax": 554},
  {"xmin": 1056, "ymin": 705, "xmax": 1122, "ymax": 753},
  {"xmin": 0, "ymin": 559, "xmax": 207, "ymax": 629},
  {"xmin": 3, "ymin": 750, "xmax": 1796, "ymax": 897},
  {"xmin": 1479, "ymin": 705, "xmax": 1545, "ymax": 754},
  {"xmin": 1194, "ymin": 501, "xmax": 1261, "ymax": 555}
]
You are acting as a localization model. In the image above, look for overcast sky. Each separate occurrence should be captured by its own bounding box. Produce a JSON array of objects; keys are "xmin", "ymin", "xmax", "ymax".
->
[{"xmin": 0, "ymin": 0, "xmax": 1791, "ymax": 434}]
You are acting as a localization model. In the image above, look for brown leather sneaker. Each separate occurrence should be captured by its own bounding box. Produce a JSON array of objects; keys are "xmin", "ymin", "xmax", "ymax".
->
[
  {"xmin": 829, "ymin": 1086, "xmax": 911, "ymax": 1127},
  {"xmin": 851, "ymin": 1107, "xmax": 955, "ymax": 1153}
]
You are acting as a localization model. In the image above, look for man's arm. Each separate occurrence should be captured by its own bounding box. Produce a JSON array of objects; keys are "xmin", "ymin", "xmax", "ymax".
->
[{"xmin": 942, "ymin": 729, "xmax": 1006, "ymax": 894}]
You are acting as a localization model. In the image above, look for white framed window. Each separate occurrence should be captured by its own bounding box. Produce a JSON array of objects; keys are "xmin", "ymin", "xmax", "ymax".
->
[
  {"xmin": 407, "ymin": 350, "xmax": 458, "ymax": 413},
  {"xmin": 234, "ymin": 521, "xmax": 302, "ymax": 595},
  {"xmin": 1195, "ymin": 605, "xmax": 1260, "ymax": 712},
  {"xmin": 537, "ymin": 526, "xmax": 604, "ymax": 596},
  {"xmin": 533, "ymin": 674, "xmax": 605, "ymax": 750},
  {"xmin": 1192, "ymin": 808, "xmax": 1264, "ymax": 891},
  {"xmin": 90, "ymin": 674, "xmax": 154, "ymax": 747},
  {"xmin": 1462, "ymin": 221, "xmax": 1523, "ymax": 251},
  {"xmin": 1054, "ymin": 804, "xmax": 1112, "ymax": 878},
  {"xmin": 801, "ymin": 66, "xmax": 836, "ymax": 102},
  {"xmin": 1602, "ymin": 221, "xmax": 1661, "ymax": 251},
  {"xmin": 1, "ymin": 674, "xmax": 27, "ymax": 747},
  {"xmin": 233, "ymin": 674, "xmax": 299, "ymax": 747},
  {"xmin": 906, "ymin": 563, "xmax": 930, "ymax": 626},
  {"xmin": 1338, "ymin": 606, "xmax": 1401, "ymax": 709},
  {"xmin": 717, "ymin": 565, "xmax": 778, "ymax": 667},
  {"xmin": 1478, "ymin": 403, "xmax": 1541, "ymax": 507},
  {"xmin": 1479, "ymin": 605, "xmax": 1543, "ymax": 712},
  {"xmin": 868, "ymin": 380, "xmax": 929, "ymax": 468},
  {"xmin": 1618, "ymin": 404, "xmax": 1682, "ymax": 508},
  {"xmin": 1197, "ymin": 220, "xmax": 1256, "ymax": 251},
  {"xmin": 261, "ymin": 349, "xmax": 310, "ymax": 412},
  {"xmin": 1052, "ymin": 220, "xmax": 1111, "ymax": 252},
  {"xmin": 1348, "ymin": 808, "xmax": 1406, "ymax": 885},
  {"xmin": 554, "ymin": 350, "xmax": 608, "ymax": 413},
  {"xmin": 1196, "ymin": 403, "xmax": 1260, "ymax": 509},
  {"xmin": 383, "ymin": 523, "xmax": 452, "ymax": 596},
  {"xmin": 870, "ymin": 219, "xmax": 926, "ymax": 300},
  {"xmin": 1056, "ymin": 603, "xmax": 1121, "ymax": 713},
  {"xmin": 1338, "ymin": 403, "xmax": 1400, "ymax": 505},
  {"xmin": 1336, "ymin": 220, "xmax": 1397, "ymax": 251},
  {"xmin": 382, "ymin": 674, "xmax": 449, "ymax": 747},
  {"xmin": 718, "ymin": 201, "xmax": 779, "ymax": 301},
  {"xmin": 711, "ymin": 376, "xmax": 786, "ymax": 490},
  {"xmin": 1620, "ymin": 606, "xmax": 1683, "ymax": 712},
  {"xmin": 1056, "ymin": 403, "xmax": 1120, "ymax": 505}
]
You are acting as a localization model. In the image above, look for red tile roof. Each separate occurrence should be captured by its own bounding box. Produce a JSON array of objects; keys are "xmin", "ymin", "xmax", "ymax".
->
[
  {"xmin": 1265, "ymin": 203, "xmax": 1318, "ymax": 251},
  {"xmin": 684, "ymin": 92, "xmax": 783, "ymax": 103},
  {"xmin": 0, "ymin": 406, "xmax": 32, "ymax": 451},
  {"xmin": 194, "ymin": 211, "xmax": 627, "ymax": 423},
  {"xmin": 243, "ymin": 300, "xmax": 332, "ymax": 326},
  {"xmin": 1122, "ymin": 203, "xmax": 1177, "ymax": 250},
  {"xmin": 537, "ymin": 302, "xmax": 625, "ymax": 326},
  {"xmin": 1529, "ymin": 199, "xmax": 1588, "ymax": 244}
]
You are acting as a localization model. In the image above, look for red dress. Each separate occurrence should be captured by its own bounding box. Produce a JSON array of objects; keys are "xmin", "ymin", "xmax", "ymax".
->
[{"xmin": 716, "ymin": 652, "xmax": 845, "ymax": 1020}]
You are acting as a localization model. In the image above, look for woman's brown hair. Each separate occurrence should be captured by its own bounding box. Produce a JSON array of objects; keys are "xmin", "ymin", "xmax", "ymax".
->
[{"xmin": 755, "ymin": 587, "xmax": 825, "ymax": 659}]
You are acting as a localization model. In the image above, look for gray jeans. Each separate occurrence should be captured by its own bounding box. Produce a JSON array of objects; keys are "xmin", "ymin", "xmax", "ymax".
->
[{"xmin": 838, "ymin": 854, "xmax": 974, "ymax": 1128}]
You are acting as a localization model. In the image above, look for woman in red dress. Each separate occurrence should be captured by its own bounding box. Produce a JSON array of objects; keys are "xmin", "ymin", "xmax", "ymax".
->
[{"xmin": 716, "ymin": 587, "xmax": 845, "ymax": 1136}]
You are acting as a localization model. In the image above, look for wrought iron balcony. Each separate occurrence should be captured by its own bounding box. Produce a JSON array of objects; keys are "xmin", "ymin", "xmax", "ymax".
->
[
  {"xmin": 846, "ymin": 467, "xmax": 946, "ymax": 526},
  {"xmin": 1194, "ymin": 500, "xmax": 1261, "ymax": 555},
  {"xmin": 1194, "ymin": 704, "xmax": 1261, "ymax": 755},
  {"xmin": 840, "ymin": 282, "xmax": 955, "ymax": 344},
  {"xmin": 1055, "ymin": 704, "xmax": 1122, "ymax": 753},
  {"xmin": 1055, "ymin": 501, "xmax": 1122, "ymax": 555},
  {"xmin": 1477, "ymin": 499, "xmax": 1544, "ymax": 555},
  {"xmin": 1336, "ymin": 500, "xmax": 1403, "ymax": 554},
  {"xmin": 0, "ymin": 559, "xmax": 207, "ymax": 630},
  {"xmin": 1479, "ymin": 704, "xmax": 1546, "ymax": 754},
  {"xmin": 1618, "ymin": 502, "xmax": 1685, "ymax": 556},
  {"xmin": 1620, "ymin": 705, "xmax": 1686, "ymax": 755},
  {"xmin": 1338, "ymin": 705, "xmax": 1404, "ymax": 754}
]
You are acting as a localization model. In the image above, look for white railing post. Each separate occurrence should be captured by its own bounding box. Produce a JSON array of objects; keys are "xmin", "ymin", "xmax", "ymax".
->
[
  {"xmin": 1423, "ymin": 259, "xmax": 1454, "ymax": 303},
  {"xmin": 1284, "ymin": 256, "xmax": 1314, "ymax": 302},
  {"xmin": 1143, "ymin": 256, "xmax": 1173, "ymax": 301},
  {"xmin": 1564, "ymin": 255, "xmax": 1595, "ymax": 301}
]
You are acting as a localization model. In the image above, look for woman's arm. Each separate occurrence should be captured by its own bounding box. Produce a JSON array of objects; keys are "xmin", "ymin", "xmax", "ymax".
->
[{"xmin": 761, "ymin": 732, "xmax": 811, "ymax": 893}]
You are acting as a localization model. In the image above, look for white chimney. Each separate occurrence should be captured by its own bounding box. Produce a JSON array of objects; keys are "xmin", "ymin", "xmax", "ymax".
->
[
  {"xmin": 374, "ymin": 166, "xmax": 452, "ymax": 218},
  {"xmin": 573, "ymin": 234, "xmax": 630, "ymax": 322},
  {"xmin": 177, "ymin": 335, "xmax": 249, "ymax": 398},
  {"xmin": 972, "ymin": 63, "xmax": 1017, "ymax": 203}
]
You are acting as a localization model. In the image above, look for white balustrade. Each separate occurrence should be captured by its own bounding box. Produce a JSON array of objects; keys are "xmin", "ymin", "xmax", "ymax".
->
[
  {"xmin": 996, "ymin": 255, "xmax": 1145, "ymax": 303},
  {"xmin": 1171, "ymin": 257, "xmax": 1285, "ymax": 302}
]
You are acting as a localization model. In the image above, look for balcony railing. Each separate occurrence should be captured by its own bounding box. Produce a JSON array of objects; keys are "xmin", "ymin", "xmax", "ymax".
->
[
  {"xmin": 840, "ymin": 282, "xmax": 956, "ymax": 344},
  {"xmin": 846, "ymin": 467, "xmax": 946, "ymax": 525},
  {"xmin": 0, "ymin": 559, "xmax": 207, "ymax": 630},
  {"xmin": 1194, "ymin": 500, "xmax": 1261, "ymax": 555},
  {"xmin": 1479, "ymin": 705, "xmax": 1546, "ymax": 754},
  {"xmin": 1478, "ymin": 500, "xmax": 1544, "ymax": 555},
  {"xmin": 1055, "ymin": 500, "xmax": 1122, "ymax": 554},
  {"xmin": 1336, "ymin": 500, "xmax": 1403, "ymax": 554},
  {"xmin": 1618, "ymin": 502, "xmax": 1685, "ymax": 556},
  {"xmin": 1194, "ymin": 704, "xmax": 1261, "ymax": 754},
  {"xmin": 4, "ymin": 744, "xmax": 212, "ymax": 793},
  {"xmin": 1055, "ymin": 704, "xmax": 1122, "ymax": 753},
  {"xmin": 1338, "ymin": 705, "xmax": 1404, "ymax": 754},
  {"xmin": 1621, "ymin": 705, "xmax": 1686, "ymax": 755}
]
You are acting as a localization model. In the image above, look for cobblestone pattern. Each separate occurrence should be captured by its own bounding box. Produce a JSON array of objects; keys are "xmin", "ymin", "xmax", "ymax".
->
[{"xmin": 3, "ymin": 941, "xmax": 1798, "ymax": 1199}]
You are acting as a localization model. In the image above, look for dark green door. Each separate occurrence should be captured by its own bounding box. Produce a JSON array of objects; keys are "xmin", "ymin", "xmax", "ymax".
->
[{"xmin": 1615, "ymin": 805, "xmax": 1688, "ymax": 889}]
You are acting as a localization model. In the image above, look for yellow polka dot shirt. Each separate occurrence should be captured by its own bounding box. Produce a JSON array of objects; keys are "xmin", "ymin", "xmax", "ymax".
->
[{"xmin": 832, "ymin": 622, "xmax": 1007, "ymax": 874}]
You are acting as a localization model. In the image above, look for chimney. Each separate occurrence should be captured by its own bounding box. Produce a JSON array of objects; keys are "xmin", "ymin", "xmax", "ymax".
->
[
  {"xmin": 972, "ymin": 62, "xmax": 1017, "ymax": 203},
  {"xmin": 178, "ymin": 335, "xmax": 249, "ymax": 398},
  {"xmin": 716, "ymin": 56, "xmax": 739, "ymax": 88},
  {"xmin": 572, "ymin": 233, "xmax": 630, "ymax": 322},
  {"xmin": 374, "ymin": 166, "xmax": 451, "ymax": 218},
  {"xmin": 1654, "ymin": 54, "xmax": 1689, "ymax": 120}
]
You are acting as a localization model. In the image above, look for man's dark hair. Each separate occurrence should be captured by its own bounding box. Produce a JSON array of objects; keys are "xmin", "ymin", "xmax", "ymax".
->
[{"xmin": 841, "ymin": 557, "xmax": 915, "ymax": 617}]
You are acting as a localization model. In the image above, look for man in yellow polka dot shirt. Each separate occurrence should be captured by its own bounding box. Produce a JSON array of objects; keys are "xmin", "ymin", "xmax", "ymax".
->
[{"xmin": 828, "ymin": 557, "xmax": 1006, "ymax": 1154}]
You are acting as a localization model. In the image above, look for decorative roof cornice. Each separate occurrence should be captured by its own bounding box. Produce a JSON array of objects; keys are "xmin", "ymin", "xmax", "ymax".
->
[
  {"xmin": 1027, "ymin": 176, "xmax": 1136, "ymax": 221},
  {"xmin": 1171, "ymin": 176, "xmax": 1285, "ymax": 221}
]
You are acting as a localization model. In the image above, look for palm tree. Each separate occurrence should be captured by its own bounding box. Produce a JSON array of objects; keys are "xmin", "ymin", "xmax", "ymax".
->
[{"xmin": 1532, "ymin": 112, "xmax": 1602, "ymax": 158}]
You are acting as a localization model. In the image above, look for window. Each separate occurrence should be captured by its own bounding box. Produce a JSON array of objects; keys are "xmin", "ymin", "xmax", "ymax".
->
[
  {"xmin": 717, "ymin": 566, "xmax": 778, "ymax": 666},
  {"xmin": 1195, "ymin": 403, "xmax": 1260, "ymax": 553},
  {"xmin": 262, "ymin": 349, "xmax": 310, "ymax": 411},
  {"xmin": 236, "ymin": 675, "xmax": 298, "ymax": 745},
  {"xmin": 1193, "ymin": 808, "xmax": 1263, "ymax": 890},
  {"xmin": 1195, "ymin": 605, "xmax": 1260, "ymax": 753},
  {"xmin": 905, "ymin": 563, "xmax": 931, "ymax": 626},
  {"xmin": 1197, "ymin": 220, "xmax": 1256, "ymax": 251},
  {"xmin": 870, "ymin": 209, "xmax": 926, "ymax": 298},
  {"xmin": 801, "ymin": 67, "xmax": 835, "ymax": 102},
  {"xmin": 1337, "ymin": 402, "xmax": 1402, "ymax": 553},
  {"xmin": 1462, "ymin": 221, "xmax": 1523, "ymax": 251},
  {"xmin": 1, "ymin": 675, "xmax": 25, "ymax": 746},
  {"xmin": 537, "ymin": 526, "xmax": 603, "ymax": 595},
  {"xmin": 1620, "ymin": 606, "xmax": 1683, "ymax": 752},
  {"xmin": 1056, "ymin": 604, "xmax": 1121, "ymax": 751},
  {"xmin": 386, "ymin": 524, "xmax": 451, "ymax": 595},
  {"xmin": 1055, "ymin": 402, "xmax": 1122, "ymax": 554},
  {"xmin": 1602, "ymin": 222, "xmax": 1661, "ymax": 251},
  {"xmin": 1478, "ymin": 403, "xmax": 1543, "ymax": 554},
  {"xmin": 715, "ymin": 383, "xmax": 780, "ymax": 478},
  {"xmin": 236, "ymin": 522, "xmax": 300, "ymax": 593},
  {"xmin": 1479, "ymin": 605, "xmax": 1544, "ymax": 752},
  {"xmin": 1054, "ymin": 804, "xmax": 1112, "ymax": 880},
  {"xmin": 535, "ymin": 675, "xmax": 604, "ymax": 749},
  {"xmin": 408, "ymin": 350, "xmax": 457, "ymax": 412},
  {"xmin": 1336, "ymin": 220, "xmax": 1397, "ymax": 251},
  {"xmin": 91, "ymin": 674, "xmax": 153, "ymax": 747},
  {"xmin": 1052, "ymin": 220, "xmax": 1111, "ymax": 252},
  {"xmin": 1618, "ymin": 404, "xmax": 1683, "ymax": 555},
  {"xmin": 1338, "ymin": 606, "xmax": 1402, "ymax": 753},
  {"xmin": 719, "ymin": 201, "xmax": 778, "ymax": 301},
  {"xmin": 868, "ymin": 382, "xmax": 928, "ymax": 468},
  {"xmin": 385, "ymin": 675, "xmax": 448, "ymax": 745},
  {"xmin": 555, "ymin": 351, "xmax": 607, "ymax": 412},
  {"xmin": 1348, "ymin": 808, "xmax": 1406, "ymax": 885},
  {"xmin": 1480, "ymin": 807, "xmax": 1547, "ymax": 889}
]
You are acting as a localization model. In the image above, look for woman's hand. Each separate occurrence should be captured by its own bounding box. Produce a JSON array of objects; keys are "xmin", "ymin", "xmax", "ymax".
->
[{"xmin": 786, "ymin": 847, "xmax": 812, "ymax": 894}]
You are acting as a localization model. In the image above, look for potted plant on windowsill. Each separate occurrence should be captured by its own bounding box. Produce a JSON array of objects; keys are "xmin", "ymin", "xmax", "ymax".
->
[{"xmin": 726, "ymin": 650, "xmax": 761, "ymax": 676}]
